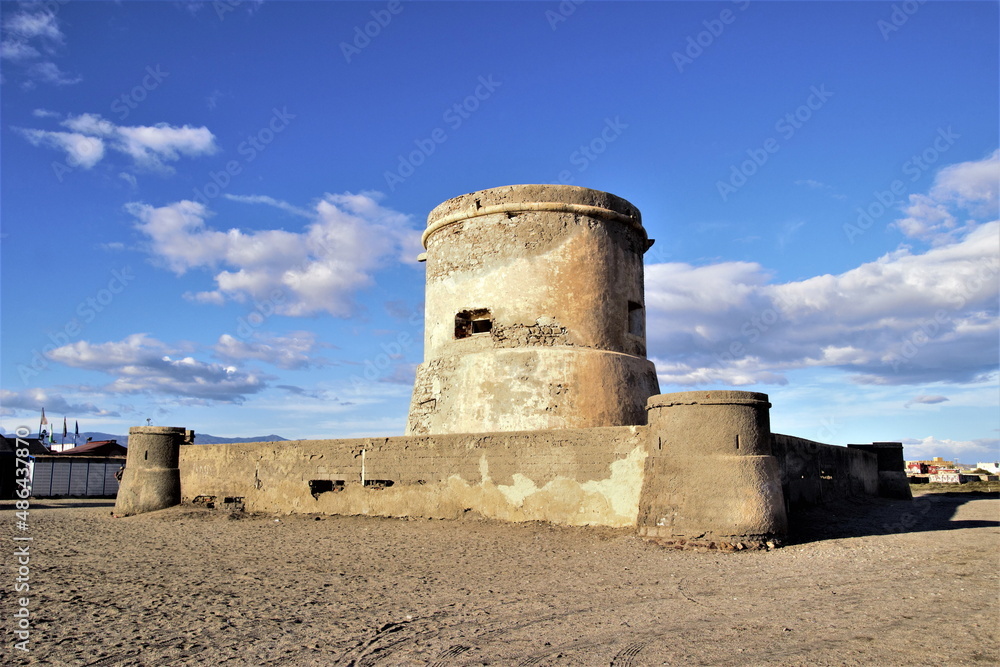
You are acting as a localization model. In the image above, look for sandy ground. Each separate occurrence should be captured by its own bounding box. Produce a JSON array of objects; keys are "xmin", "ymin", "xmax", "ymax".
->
[{"xmin": 2, "ymin": 491, "xmax": 997, "ymax": 666}]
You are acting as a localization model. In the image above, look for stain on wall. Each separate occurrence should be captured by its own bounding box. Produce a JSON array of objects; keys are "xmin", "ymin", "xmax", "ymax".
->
[{"xmin": 178, "ymin": 426, "xmax": 648, "ymax": 527}]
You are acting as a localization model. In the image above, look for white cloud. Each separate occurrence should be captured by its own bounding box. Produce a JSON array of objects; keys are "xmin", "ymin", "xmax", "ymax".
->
[
  {"xmin": 46, "ymin": 334, "xmax": 265, "ymax": 403},
  {"xmin": 17, "ymin": 129, "xmax": 104, "ymax": 168},
  {"xmin": 214, "ymin": 331, "xmax": 329, "ymax": 370},
  {"xmin": 893, "ymin": 149, "xmax": 999, "ymax": 243},
  {"xmin": 27, "ymin": 60, "xmax": 81, "ymax": 85},
  {"xmin": 1, "ymin": 9, "xmax": 78, "ymax": 86},
  {"xmin": 931, "ymin": 149, "xmax": 1000, "ymax": 214},
  {"xmin": 32, "ymin": 108, "xmax": 60, "ymax": 118},
  {"xmin": 224, "ymin": 194, "xmax": 311, "ymax": 218},
  {"xmin": 115, "ymin": 123, "xmax": 217, "ymax": 170},
  {"xmin": 0, "ymin": 39, "xmax": 39, "ymax": 61},
  {"xmin": 0, "ymin": 388, "xmax": 119, "ymax": 418},
  {"xmin": 646, "ymin": 219, "xmax": 999, "ymax": 387},
  {"xmin": 646, "ymin": 152, "xmax": 1000, "ymax": 390},
  {"xmin": 901, "ymin": 436, "xmax": 999, "ymax": 463},
  {"xmin": 129, "ymin": 192, "xmax": 422, "ymax": 317},
  {"xmin": 903, "ymin": 395, "xmax": 949, "ymax": 409},
  {"xmin": 17, "ymin": 113, "xmax": 218, "ymax": 172},
  {"xmin": 4, "ymin": 11, "xmax": 63, "ymax": 42},
  {"xmin": 61, "ymin": 112, "xmax": 116, "ymax": 137}
]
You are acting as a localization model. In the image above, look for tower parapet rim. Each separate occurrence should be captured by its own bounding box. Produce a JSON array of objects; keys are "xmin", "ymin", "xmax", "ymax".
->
[{"xmin": 421, "ymin": 184, "xmax": 649, "ymax": 249}]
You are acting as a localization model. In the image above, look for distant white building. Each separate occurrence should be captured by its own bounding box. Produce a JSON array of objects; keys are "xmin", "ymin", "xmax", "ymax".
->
[{"xmin": 976, "ymin": 461, "xmax": 1000, "ymax": 473}]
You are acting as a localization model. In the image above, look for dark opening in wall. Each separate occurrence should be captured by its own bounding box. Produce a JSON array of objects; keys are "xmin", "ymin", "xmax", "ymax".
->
[
  {"xmin": 627, "ymin": 301, "xmax": 644, "ymax": 336},
  {"xmin": 364, "ymin": 479, "xmax": 394, "ymax": 490},
  {"xmin": 222, "ymin": 497, "xmax": 245, "ymax": 511},
  {"xmin": 309, "ymin": 479, "xmax": 345, "ymax": 498},
  {"xmin": 455, "ymin": 309, "xmax": 492, "ymax": 338},
  {"xmin": 192, "ymin": 495, "xmax": 216, "ymax": 509}
]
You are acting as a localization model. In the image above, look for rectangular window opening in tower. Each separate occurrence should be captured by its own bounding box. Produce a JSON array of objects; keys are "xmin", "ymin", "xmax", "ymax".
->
[
  {"xmin": 627, "ymin": 301, "xmax": 644, "ymax": 337},
  {"xmin": 456, "ymin": 309, "xmax": 492, "ymax": 338}
]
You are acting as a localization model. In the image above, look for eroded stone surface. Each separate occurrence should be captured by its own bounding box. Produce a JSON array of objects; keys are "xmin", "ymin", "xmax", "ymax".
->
[{"xmin": 408, "ymin": 184, "xmax": 658, "ymax": 435}]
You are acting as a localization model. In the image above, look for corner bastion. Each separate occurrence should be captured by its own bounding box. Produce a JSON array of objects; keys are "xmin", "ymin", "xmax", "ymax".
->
[{"xmin": 114, "ymin": 185, "xmax": 910, "ymax": 548}]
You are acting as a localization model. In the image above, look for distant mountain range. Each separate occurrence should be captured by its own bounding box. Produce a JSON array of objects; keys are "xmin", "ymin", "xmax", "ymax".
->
[{"xmin": 28, "ymin": 431, "xmax": 288, "ymax": 446}]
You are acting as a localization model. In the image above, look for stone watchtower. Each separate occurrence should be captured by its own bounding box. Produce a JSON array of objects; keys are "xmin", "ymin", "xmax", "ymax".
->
[
  {"xmin": 406, "ymin": 184, "xmax": 660, "ymax": 435},
  {"xmin": 114, "ymin": 426, "xmax": 191, "ymax": 516}
]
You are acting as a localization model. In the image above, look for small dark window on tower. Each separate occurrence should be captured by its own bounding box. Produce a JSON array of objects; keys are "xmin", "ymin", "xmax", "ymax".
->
[
  {"xmin": 456, "ymin": 309, "xmax": 492, "ymax": 338},
  {"xmin": 627, "ymin": 301, "xmax": 643, "ymax": 337}
]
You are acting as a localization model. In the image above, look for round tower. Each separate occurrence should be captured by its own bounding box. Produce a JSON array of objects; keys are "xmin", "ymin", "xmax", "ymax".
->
[
  {"xmin": 114, "ymin": 426, "xmax": 190, "ymax": 516},
  {"xmin": 406, "ymin": 184, "xmax": 660, "ymax": 435},
  {"xmin": 637, "ymin": 391, "xmax": 787, "ymax": 548}
]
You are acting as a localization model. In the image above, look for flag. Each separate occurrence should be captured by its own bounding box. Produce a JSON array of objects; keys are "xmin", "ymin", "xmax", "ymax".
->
[
  {"xmin": 40, "ymin": 408, "xmax": 48, "ymax": 425},
  {"xmin": 48, "ymin": 429, "xmax": 55, "ymax": 444},
  {"xmin": 75, "ymin": 420, "xmax": 80, "ymax": 440},
  {"xmin": 63, "ymin": 417, "xmax": 68, "ymax": 438}
]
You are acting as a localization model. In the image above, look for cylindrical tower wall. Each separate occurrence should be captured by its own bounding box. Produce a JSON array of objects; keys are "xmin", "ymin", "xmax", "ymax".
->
[
  {"xmin": 637, "ymin": 391, "xmax": 787, "ymax": 548},
  {"xmin": 407, "ymin": 185, "xmax": 659, "ymax": 435},
  {"xmin": 114, "ymin": 426, "xmax": 188, "ymax": 516},
  {"xmin": 646, "ymin": 391, "xmax": 774, "ymax": 457}
]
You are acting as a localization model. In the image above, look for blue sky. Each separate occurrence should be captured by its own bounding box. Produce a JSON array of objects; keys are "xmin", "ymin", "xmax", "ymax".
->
[{"xmin": 1, "ymin": 1, "xmax": 997, "ymax": 464}]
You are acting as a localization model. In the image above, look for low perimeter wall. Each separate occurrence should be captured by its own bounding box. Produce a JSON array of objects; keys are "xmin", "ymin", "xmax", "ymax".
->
[
  {"xmin": 178, "ymin": 427, "xmax": 647, "ymax": 527},
  {"xmin": 131, "ymin": 392, "xmax": 899, "ymax": 541},
  {"xmin": 771, "ymin": 434, "xmax": 879, "ymax": 510}
]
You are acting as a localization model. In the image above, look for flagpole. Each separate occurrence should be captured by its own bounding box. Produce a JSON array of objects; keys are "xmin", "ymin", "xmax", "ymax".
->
[{"xmin": 39, "ymin": 407, "xmax": 48, "ymax": 448}]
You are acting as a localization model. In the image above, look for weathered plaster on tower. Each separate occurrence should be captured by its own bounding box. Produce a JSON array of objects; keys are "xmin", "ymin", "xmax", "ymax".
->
[{"xmin": 407, "ymin": 185, "xmax": 660, "ymax": 435}]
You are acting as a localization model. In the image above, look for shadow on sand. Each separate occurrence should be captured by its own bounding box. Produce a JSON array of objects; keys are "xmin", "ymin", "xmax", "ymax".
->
[{"xmin": 788, "ymin": 491, "xmax": 999, "ymax": 545}]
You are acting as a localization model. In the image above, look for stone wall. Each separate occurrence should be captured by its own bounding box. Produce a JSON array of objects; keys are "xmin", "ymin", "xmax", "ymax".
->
[
  {"xmin": 771, "ymin": 433, "xmax": 879, "ymax": 510},
  {"xmin": 178, "ymin": 426, "xmax": 647, "ymax": 527},
  {"xmin": 132, "ymin": 393, "xmax": 897, "ymax": 542}
]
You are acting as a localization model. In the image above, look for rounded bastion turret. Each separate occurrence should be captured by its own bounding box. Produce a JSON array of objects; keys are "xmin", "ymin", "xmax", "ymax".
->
[
  {"xmin": 114, "ymin": 426, "xmax": 190, "ymax": 516},
  {"xmin": 406, "ymin": 184, "xmax": 660, "ymax": 435}
]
